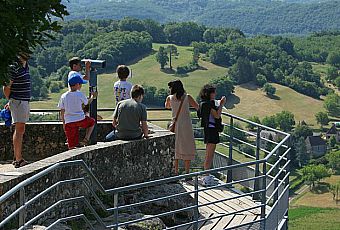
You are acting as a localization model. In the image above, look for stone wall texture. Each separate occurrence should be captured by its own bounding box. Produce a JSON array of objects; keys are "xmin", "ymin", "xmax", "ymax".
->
[
  {"xmin": 0, "ymin": 127, "xmax": 175, "ymax": 228},
  {"xmin": 0, "ymin": 122, "xmax": 113, "ymax": 161}
]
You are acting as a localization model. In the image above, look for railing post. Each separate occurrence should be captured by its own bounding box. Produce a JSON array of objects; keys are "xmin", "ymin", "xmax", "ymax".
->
[
  {"xmin": 227, "ymin": 117, "xmax": 233, "ymax": 184},
  {"xmin": 89, "ymin": 67, "xmax": 98, "ymax": 145},
  {"xmin": 273, "ymin": 148, "xmax": 279, "ymax": 205},
  {"xmin": 253, "ymin": 126, "xmax": 261, "ymax": 200},
  {"xmin": 284, "ymin": 137, "xmax": 291, "ymax": 230},
  {"xmin": 193, "ymin": 176, "xmax": 199, "ymax": 230},
  {"xmin": 19, "ymin": 188, "xmax": 26, "ymax": 229},
  {"xmin": 261, "ymin": 161, "xmax": 267, "ymax": 227},
  {"xmin": 113, "ymin": 193, "xmax": 119, "ymax": 230}
]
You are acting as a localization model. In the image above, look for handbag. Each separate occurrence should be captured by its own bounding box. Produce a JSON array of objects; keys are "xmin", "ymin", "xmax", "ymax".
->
[
  {"xmin": 168, "ymin": 96, "xmax": 184, "ymax": 133},
  {"xmin": 213, "ymin": 118, "xmax": 224, "ymax": 132}
]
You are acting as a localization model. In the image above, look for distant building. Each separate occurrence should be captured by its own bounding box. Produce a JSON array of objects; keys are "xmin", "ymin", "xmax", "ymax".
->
[
  {"xmin": 305, "ymin": 136, "xmax": 327, "ymax": 157},
  {"xmin": 326, "ymin": 124, "xmax": 340, "ymax": 142}
]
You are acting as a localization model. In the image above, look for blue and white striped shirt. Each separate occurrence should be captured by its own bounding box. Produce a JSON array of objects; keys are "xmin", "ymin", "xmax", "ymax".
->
[{"xmin": 9, "ymin": 62, "xmax": 31, "ymax": 101}]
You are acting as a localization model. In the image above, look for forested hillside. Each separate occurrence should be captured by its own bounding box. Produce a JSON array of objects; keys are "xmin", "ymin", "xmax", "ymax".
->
[
  {"xmin": 7, "ymin": 18, "xmax": 336, "ymax": 106},
  {"xmin": 62, "ymin": 0, "xmax": 340, "ymax": 35}
]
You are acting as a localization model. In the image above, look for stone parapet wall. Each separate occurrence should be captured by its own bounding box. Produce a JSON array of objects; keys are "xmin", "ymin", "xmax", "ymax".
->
[
  {"xmin": 0, "ymin": 122, "xmax": 113, "ymax": 161},
  {"xmin": 0, "ymin": 129, "xmax": 175, "ymax": 227}
]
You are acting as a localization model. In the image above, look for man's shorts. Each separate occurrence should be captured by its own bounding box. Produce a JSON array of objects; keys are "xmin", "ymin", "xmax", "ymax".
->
[
  {"xmin": 204, "ymin": 127, "xmax": 220, "ymax": 144},
  {"xmin": 9, "ymin": 99, "xmax": 30, "ymax": 123},
  {"xmin": 65, "ymin": 116, "xmax": 95, "ymax": 149}
]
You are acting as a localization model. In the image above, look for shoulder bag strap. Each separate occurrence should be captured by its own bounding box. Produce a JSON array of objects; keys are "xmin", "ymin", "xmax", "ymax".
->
[{"xmin": 174, "ymin": 96, "xmax": 185, "ymax": 123}]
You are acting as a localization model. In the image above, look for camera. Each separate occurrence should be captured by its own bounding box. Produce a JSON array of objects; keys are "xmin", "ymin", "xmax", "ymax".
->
[{"xmin": 81, "ymin": 59, "xmax": 106, "ymax": 69}]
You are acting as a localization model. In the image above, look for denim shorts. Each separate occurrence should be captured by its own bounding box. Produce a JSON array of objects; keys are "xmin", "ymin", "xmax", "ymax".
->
[{"xmin": 9, "ymin": 99, "xmax": 30, "ymax": 123}]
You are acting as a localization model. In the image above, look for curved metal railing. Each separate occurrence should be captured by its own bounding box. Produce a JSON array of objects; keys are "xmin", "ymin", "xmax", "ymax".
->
[{"xmin": 0, "ymin": 109, "xmax": 290, "ymax": 230}]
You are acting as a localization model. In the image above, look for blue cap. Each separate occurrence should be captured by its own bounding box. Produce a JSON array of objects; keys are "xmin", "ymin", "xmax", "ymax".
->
[{"xmin": 68, "ymin": 72, "xmax": 88, "ymax": 86}]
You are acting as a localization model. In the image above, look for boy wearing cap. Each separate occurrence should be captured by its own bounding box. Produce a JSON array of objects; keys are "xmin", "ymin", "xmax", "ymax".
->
[{"xmin": 58, "ymin": 73, "xmax": 96, "ymax": 149}]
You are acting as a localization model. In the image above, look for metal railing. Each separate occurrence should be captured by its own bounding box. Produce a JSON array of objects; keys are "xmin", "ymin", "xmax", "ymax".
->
[{"xmin": 0, "ymin": 109, "xmax": 290, "ymax": 230}]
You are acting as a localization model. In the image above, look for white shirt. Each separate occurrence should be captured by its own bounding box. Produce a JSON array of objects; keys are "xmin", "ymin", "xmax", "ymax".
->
[
  {"xmin": 58, "ymin": 90, "xmax": 88, "ymax": 124},
  {"xmin": 68, "ymin": 71, "xmax": 84, "ymax": 88},
  {"xmin": 68, "ymin": 71, "xmax": 82, "ymax": 80},
  {"xmin": 113, "ymin": 80, "xmax": 132, "ymax": 102}
]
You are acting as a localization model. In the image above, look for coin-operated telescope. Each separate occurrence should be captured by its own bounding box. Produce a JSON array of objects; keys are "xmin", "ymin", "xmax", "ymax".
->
[{"xmin": 81, "ymin": 59, "xmax": 106, "ymax": 144}]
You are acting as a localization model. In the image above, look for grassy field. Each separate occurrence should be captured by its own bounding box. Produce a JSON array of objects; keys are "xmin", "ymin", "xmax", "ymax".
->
[
  {"xmin": 290, "ymin": 175, "xmax": 340, "ymax": 209},
  {"xmin": 31, "ymin": 43, "xmax": 327, "ymax": 125},
  {"xmin": 289, "ymin": 206, "xmax": 340, "ymax": 230},
  {"xmin": 31, "ymin": 43, "xmax": 227, "ymax": 111},
  {"xmin": 289, "ymin": 174, "xmax": 340, "ymax": 229},
  {"xmin": 226, "ymin": 82, "xmax": 324, "ymax": 126}
]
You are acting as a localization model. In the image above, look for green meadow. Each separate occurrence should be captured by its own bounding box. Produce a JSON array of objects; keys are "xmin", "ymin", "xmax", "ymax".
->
[{"xmin": 31, "ymin": 43, "xmax": 326, "ymax": 125}]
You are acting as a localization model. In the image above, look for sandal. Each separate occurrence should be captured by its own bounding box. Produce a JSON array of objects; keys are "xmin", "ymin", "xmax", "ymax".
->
[
  {"xmin": 79, "ymin": 138, "xmax": 90, "ymax": 147},
  {"xmin": 14, "ymin": 159, "xmax": 28, "ymax": 168}
]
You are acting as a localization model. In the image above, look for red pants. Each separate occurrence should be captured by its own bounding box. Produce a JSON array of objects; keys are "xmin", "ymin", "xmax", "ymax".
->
[{"xmin": 65, "ymin": 116, "xmax": 95, "ymax": 149}]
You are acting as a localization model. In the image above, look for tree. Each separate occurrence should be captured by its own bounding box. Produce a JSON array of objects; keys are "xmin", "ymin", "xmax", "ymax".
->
[
  {"xmin": 239, "ymin": 144, "xmax": 255, "ymax": 156},
  {"xmin": 256, "ymin": 74, "xmax": 267, "ymax": 87},
  {"xmin": 246, "ymin": 116, "xmax": 261, "ymax": 130},
  {"xmin": 326, "ymin": 52, "xmax": 340, "ymax": 67},
  {"xmin": 276, "ymin": 111, "xmax": 295, "ymax": 132},
  {"xmin": 300, "ymin": 164, "xmax": 331, "ymax": 189},
  {"xmin": 295, "ymin": 137, "xmax": 309, "ymax": 167},
  {"xmin": 164, "ymin": 22, "xmax": 205, "ymax": 45},
  {"xmin": 293, "ymin": 124, "xmax": 313, "ymax": 139},
  {"xmin": 209, "ymin": 77, "xmax": 235, "ymax": 99},
  {"xmin": 166, "ymin": 45, "xmax": 178, "ymax": 69},
  {"xmin": 262, "ymin": 115, "xmax": 278, "ymax": 129},
  {"xmin": 324, "ymin": 93, "xmax": 340, "ymax": 117},
  {"xmin": 229, "ymin": 57, "xmax": 254, "ymax": 84},
  {"xmin": 326, "ymin": 66, "xmax": 338, "ymax": 82},
  {"xmin": 30, "ymin": 67, "xmax": 48, "ymax": 99},
  {"xmin": 0, "ymin": 0, "xmax": 68, "ymax": 83},
  {"xmin": 263, "ymin": 83, "xmax": 276, "ymax": 96},
  {"xmin": 142, "ymin": 19, "xmax": 166, "ymax": 43},
  {"xmin": 335, "ymin": 76, "xmax": 340, "ymax": 88},
  {"xmin": 192, "ymin": 48, "xmax": 200, "ymax": 66},
  {"xmin": 326, "ymin": 150, "xmax": 340, "ymax": 172},
  {"xmin": 273, "ymin": 68, "xmax": 285, "ymax": 83},
  {"xmin": 330, "ymin": 182, "xmax": 340, "ymax": 201},
  {"xmin": 328, "ymin": 136, "xmax": 337, "ymax": 149},
  {"xmin": 208, "ymin": 43, "xmax": 230, "ymax": 66},
  {"xmin": 118, "ymin": 17, "xmax": 146, "ymax": 32},
  {"xmin": 156, "ymin": 46, "xmax": 169, "ymax": 69},
  {"xmin": 315, "ymin": 111, "xmax": 329, "ymax": 127}
]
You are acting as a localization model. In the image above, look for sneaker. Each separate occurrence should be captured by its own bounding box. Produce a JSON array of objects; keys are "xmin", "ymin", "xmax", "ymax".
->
[{"xmin": 202, "ymin": 175, "xmax": 219, "ymax": 187}]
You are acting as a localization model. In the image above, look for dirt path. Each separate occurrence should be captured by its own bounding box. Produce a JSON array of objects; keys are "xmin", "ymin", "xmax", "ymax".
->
[{"xmin": 289, "ymin": 184, "xmax": 309, "ymax": 204}]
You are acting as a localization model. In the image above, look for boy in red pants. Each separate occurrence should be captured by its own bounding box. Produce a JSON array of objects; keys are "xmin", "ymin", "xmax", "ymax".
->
[{"xmin": 58, "ymin": 73, "xmax": 96, "ymax": 149}]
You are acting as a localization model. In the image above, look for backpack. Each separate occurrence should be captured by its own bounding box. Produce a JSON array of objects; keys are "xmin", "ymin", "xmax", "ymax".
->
[{"xmin": 198, "ymin": 101, "xmax": 224, "ymax": 132}]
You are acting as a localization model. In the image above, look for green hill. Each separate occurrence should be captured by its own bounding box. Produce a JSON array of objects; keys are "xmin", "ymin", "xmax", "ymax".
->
[
  {"xmin": 63, "ymin": 0, "xmax": 340, "ymax": 35},
  {"xmin": 31, "ymin": 43, "xmax": 325, "ymax": 125},
  {"xmin": 226, "ymin": 82, "xmax": 324, "ymax": 125},
  {"xmin": 31, "ymin": 43, "xmax": 226, "ymax": 109}
]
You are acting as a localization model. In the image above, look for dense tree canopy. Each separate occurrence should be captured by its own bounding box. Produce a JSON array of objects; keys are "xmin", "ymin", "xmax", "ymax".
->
[
  {"xmin": 324, "ymin": 94, "xmax": 340, "ymax": 117},
  {"xmin": 63, "ymin": 0, "xmax": 340, "ymax": 35},
  {"xmin": 2, "ymin": 15, "xmax": 337, "ymax": 101},
  {"xmin": 0, "ymin": 0, "xmax": 68, "ymax": 83}
]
